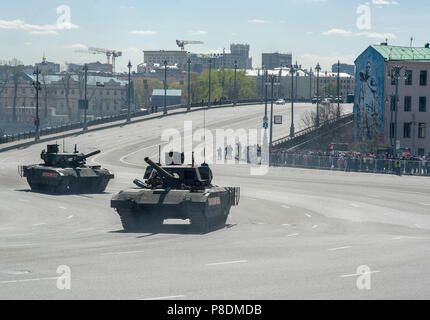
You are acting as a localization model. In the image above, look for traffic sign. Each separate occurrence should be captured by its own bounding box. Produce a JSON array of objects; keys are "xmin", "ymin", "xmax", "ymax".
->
[
  {"xmin": 274, "ymin": 115, "xmax": 283, "ymax": 125},
  {"xmin": 79, "ymin": 99, "xmax": 89, "ymax": 110},
  {"xmin": 263, "ymin": 122, "xmax": 268, "ymax": 129}
]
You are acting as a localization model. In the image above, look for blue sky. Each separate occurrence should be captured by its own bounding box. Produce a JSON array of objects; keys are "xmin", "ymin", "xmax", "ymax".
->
[{"xmin": 0, "ymin": 0, "xmax": 429, "ymax": 72}]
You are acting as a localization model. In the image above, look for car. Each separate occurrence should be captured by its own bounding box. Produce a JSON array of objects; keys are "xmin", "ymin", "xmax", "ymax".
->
[{"xmin": 275, "ymin": 99, "xmax": 286, "ymax": 105}]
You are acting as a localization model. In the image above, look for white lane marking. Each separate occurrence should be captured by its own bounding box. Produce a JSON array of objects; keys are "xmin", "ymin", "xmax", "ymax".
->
[
  {"xmin": 78, "ymin": 228, "xmax": 95, "ymax": 232},
  {"xmin": 59, "ymin": 206, "xmax": 67, "ymax": 210},
  {"xmin": 19, "ymin": 199, "xmax": 29, "ymax": 203},
  {"xmin": 248, "ymin": 198, "xmax": 257, "ymax": 201},
  {"xmin": 119, "ymin": 143, "xmax": 164, "ymax": 166},
  {"xmin": 392, "ymin": 236, "xmax": 405, "ymax": 240},
  {"xmin": 350, "ymin": 203, "xmax": 361, "ymax": 208},
  {"xmin": 139, "ymin": 295, "xmax": 185, "ymax": 301},
  {"xmin": 32, "ymin": 223, "xmax": 47, "ymax": 227},
  {"xmin": 281, "ymin": 223, "xmax": 291, "ymax": 227},
  {"xmin": 73, "ymin": 195, "xmax": 91, "ymax": 199},
  {"xmin": 328, "ymin": 246, "xmax": 352, "ymax": 252},
  {"xmin": 66, "ymin": 215, "xmax": 74, "ymax": 220},
  {"xmin": 1, "ymin": 243, "xmax": 37, "ymax": 248},
  {"xmin": 0, "ymin": 277, "xmax": 58, "ymax": 284},
  {"xmin": 0, "ymin": 227, "xmax": 13, "ymax": 231},
  {"xmin": 287, "ymin": 233, "xmax": 299, "ymax": 237},
  {"xmin": 205, "ymin": 260, "xmax": 248, "ymax": 267},
  {"xmin": 420, "ymin": 203, "xmax": 430, "ymax": 207},
  {"xmin": 281, "ymin": 205, "xmax": 291, "ymax": 209},
  {"xmin": 340, "ymin": 271, "xmax": 381, "ymax": 278},
  {"xmin": 414, "ymin": 224, "xmax": 421, "ymax": 228},
  {"xmin": 255, "ymin": 222, "xmax": 267, "ymax": 225},
  {"xmin": 312, "ymin": 225, "xmax": 319, "ymax": 229},
  {"xmin": 305, "ymin": 213, "xmax": 312, "ymax": 218},
  {"xmin": 101, "ymin": 250, "xmax": 145, "ymax": 256}
]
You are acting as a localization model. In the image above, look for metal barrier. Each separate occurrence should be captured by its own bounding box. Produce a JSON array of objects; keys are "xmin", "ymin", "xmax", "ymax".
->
[{"xmin": 271, "ymin": 153, "xmax": 430, "ymax": 176}]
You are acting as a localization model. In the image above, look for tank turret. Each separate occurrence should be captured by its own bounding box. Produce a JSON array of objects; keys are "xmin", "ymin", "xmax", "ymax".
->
[{"xmin": 40, "ymin": 144, "xmax": 101, "ymax": 167}]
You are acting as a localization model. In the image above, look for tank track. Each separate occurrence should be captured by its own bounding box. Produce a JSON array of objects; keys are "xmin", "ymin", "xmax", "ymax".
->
[{"xmin": 117, "ymin": 209, "xmax": 164, "ymax": 232}]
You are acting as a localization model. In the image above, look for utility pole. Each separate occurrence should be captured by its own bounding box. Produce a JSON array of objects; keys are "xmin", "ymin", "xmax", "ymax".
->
[
  {"xmin": 290, "ymin": 65, "xmax": 296, "ymax": 138},
  {"xmin": 187, "ymin": 58, "xmax": 191, "ymax": 112},
  {"xmin": 221, "ymin": 48, "xmax": 226, "ymax": 101},
  {"xmin": 127, "ymin": 61, "xmax": 132, "ymax": 122},
  {"xmin": 208, "ymin": 58, "xmax": 212, "ymax": 108},
  {"xmin": 233, "ymin": 60, "xmax": 237, "ymax": 106},
  {"xmin": 164, "ymin": 60, "xmax": 168, "ymax": 115},
  {"xmin": 32, "ymin": 68, "xmax": 41, "ymax": 141},
  {"xmin": 83, "ymin": 64, "xmax": 88, "ymax": 131},
  {"xmin": 315, "ymin": 63, "xmax": 321, "ymax": 128},
  {"xmin": 337, "ymin": 60, "xmax": 341, "ymax": 119}
]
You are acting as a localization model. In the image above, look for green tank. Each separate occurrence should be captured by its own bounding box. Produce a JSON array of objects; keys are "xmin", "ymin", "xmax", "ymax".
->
[
  {"xmin": 19, "ymin": 144, "xmax": 114, "ymax": 194},
  {"xmin": 110, "ymin": 154, "xmax": 240, "ymax": 233}
]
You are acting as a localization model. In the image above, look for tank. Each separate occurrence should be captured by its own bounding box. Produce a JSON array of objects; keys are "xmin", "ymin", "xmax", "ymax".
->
[
  {"xmin": 110, "ymin": 153, "xmax": 240, "ymax": 233},
  {"xmin": 19, "ymin": 144, "xmax": 114, "ymax": 194}
]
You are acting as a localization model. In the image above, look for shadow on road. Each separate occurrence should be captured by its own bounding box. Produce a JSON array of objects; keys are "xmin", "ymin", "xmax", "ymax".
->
[{"xmin": 109, "ymin": 223, "xmax": 237, "ymax": 236}]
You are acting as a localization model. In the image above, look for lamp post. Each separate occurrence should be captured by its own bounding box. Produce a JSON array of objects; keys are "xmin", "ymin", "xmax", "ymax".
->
[
  {"xmin": 163, "ymin": 60, "xmax": 168, "ymax": 115},
  {"xmin": 266, "ymin": 75, "xmax": 280, "ymax": 165},
  {"xmin": 337, "ymin": 60, "xmax": 341, "ymax": 119},
  {"xmin": 208, "ymin": 58, "xmax": 212, "ymax": 108},
  {"xmin": 127, "ymin": 61, "xmax": 132, "ymax": 122},
  {"xmin": 221, "ymin": 48, "xmax": 226, "ymax": 101},
  {"xmin": 32, "ymin": 68, "xmax": 41, "ymax": 141},
  {"xmin": 83, "ymin": 64, "xmax": 88, "ymax": 131},
  {"xmin": 233, "ymin": 60, "xmax": 237, "ymax": 106},
  {"xmin": 387, "ymin": 65, "xmax": 405, "ymax": 155},
  {"xmin": 315, "ymin": 63, "xmax": 321, "ymax": 128},
  {"xmin": 187, "ymin": 58, "xmax": 191, "ymax": 112},
  {"xmin": 309, "ymin": 67, "xmax": 313, "ymax": 102},
  {"xmin": 290, "ymin": 65, "xmax": 296, "ymax": 138}
]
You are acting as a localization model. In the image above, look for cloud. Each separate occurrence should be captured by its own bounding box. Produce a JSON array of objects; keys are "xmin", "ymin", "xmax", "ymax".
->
[
  {"xmin": 192, "ymin": 30, "xmax": 208, "ymax": 35},
  {"xmin": 0, "ymin": 18, "xmax": 79, "ymax": 35},
  {"xmin": 372, "ymin": 0, "xmax": 399, "ymax": 5},
  {"xmin": 249, "ymin": 19, "xmax": 266, "ymax": 24},
  {"xmin": 64, "ymin": 43, "xmax": 87, "ymax": 49},
  {"xmin": 322, "ymin": 28, "xmax": 396, "ymax": 39},
  {"xmin": 322, "ymin": 28, "xmax": 352, "ymax": 36},
  {"xmin": 130, "ymin": 30, "xmax": 157, "ymax": 35}
]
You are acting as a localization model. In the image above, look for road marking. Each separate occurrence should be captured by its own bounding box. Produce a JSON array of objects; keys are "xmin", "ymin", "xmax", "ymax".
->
[
  {"xmin": 119, "ymin": 143, "xmax": 164, "ymax": 166},
  {"xmin": 255, "ymin": 222, "xmax": 267, "ymax": 225},
  {"xmin": 287, "ymin": 233, "xmax": 299, "ymax": 237},
  {"xmin": 281, "ymin": 205, "xmax": 291, "ymax": 209},
  {"xmin": 0, "ymin": 277, "xmax": 58, "ymax": 284},
  {"xmin": 281, "ymin": 223, "xmax": 292, "ymax": 227},
  {"xmin": 59, "ymin": 206, "xmax": 67, "ymax": 210},
  {"xmin": 32, "ymin": 223, "xmax": 47, "ymax": 227},
  {"xmin": 101, "ymin": 250, "xmax": 145, "ymax": 256},
  {"xmin": 67, "ymin": 215, "xmax": 74, "ymax": 219},
  {"xmin": 392, "ymin": 236, "xmax": 405, "ymax": 240},
  {"xmin": 305, "ymin": 213, "xmax": 312, "ymax": 218},
  {"xmin": 420, "ymin": 203, "xmax": 430, "ymax": 207},
  {"xmin": 328, "ymin": 246, "xmax": 351, "ymax": 252},
  {"xmin": 19, "ymin": 199, "xmax": 29, "ymax": 203},
  {"xmin": 205, "ymin": 260, "xmax": 248, "ymax": 267},
  {"xmin": 350, "ymin": 203, "xmax": 361, "ymax": 208},
  {"xmin": 248, "ymin": 198, "xmax": 257, "ymax": 201},
  {"xmin": 340, "ymin": 271, "xmax": 381, "ymax": 278},
  {"xmin": 139, "ymin": 295, "xmax": 185, "ymax": 301},
  {"xmin": 312, "ymin": 225, "xmax": 319, "ymax": 229}
]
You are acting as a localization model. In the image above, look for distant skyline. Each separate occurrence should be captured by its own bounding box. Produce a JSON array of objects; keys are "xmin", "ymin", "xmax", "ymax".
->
[{"xmin": 0, "ymin": 0, "xmax": 429, "ymax": 72}]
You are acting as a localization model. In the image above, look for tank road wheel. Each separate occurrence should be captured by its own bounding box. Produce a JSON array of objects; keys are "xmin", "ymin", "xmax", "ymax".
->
[
  {"xmin": 189, "ymin": 209, "xmax": 209, "ymax": 234},
  {"xmin": 117, "ymin": 209, "xmax": 140, "ymax": 232}
]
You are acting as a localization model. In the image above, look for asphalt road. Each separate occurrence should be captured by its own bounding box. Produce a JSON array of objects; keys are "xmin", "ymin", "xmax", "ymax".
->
[{"xmin": 2, "ymin": 102, "xmax": 430, "ymax": 300}]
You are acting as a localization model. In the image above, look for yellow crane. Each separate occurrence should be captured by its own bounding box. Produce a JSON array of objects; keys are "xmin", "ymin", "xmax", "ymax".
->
[
  {"xmin": 176, "ymin": 40, "xmax": 204, "ymax": 83},
  {"xmin": 75, "ymin": 47, "xmax": 123, "ymax": 73}
]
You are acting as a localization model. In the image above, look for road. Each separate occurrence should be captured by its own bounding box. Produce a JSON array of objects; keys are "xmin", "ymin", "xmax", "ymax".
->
[{"xmin": 2, "ymin": 102, "xmax": 430, "ymax": 300}]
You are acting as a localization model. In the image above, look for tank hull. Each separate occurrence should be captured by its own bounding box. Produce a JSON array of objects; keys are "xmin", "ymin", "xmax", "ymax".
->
[
  {"xmin": 22, "ymin": 165, "xmax": 114, "ymax": 194},
  {"xmin": 111, "ymin": 187, "xmax": 240, "ymax": 233}
]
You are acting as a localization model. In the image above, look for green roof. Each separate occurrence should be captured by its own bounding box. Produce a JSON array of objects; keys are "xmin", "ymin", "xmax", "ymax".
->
[{"xmin": 372, "ymin": 44, "xmax": 430, "ymax": 61}]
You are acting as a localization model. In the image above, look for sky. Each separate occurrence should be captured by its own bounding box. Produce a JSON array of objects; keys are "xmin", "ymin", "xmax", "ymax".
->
[{"xmin": 0, "ymin": 0, "xmax": 429, "ymax": 73}]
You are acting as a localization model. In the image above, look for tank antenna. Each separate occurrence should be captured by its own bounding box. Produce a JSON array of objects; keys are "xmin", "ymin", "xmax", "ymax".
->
[
  {"xmin": 158, "ymin": 145, "xmax": 161, "ymax": 164},
  {"xmin": 63, "ymin": 136, "xmax": 65, "ymax": 153}
]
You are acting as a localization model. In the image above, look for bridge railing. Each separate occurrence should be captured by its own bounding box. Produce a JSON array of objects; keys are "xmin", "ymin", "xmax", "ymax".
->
[{"xmin": 270, "ymin": 153, "xmax": 430, "ymax": 176}]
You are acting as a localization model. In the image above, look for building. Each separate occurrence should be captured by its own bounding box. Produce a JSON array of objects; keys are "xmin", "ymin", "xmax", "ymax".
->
[
  {"xmin": 67, "ymin": 61, "xmax": 113, "ymax": 74},
  {"xmin": 332, "ymin": 63, "xmax": 355, "ymax": 76},
  {"xmin": 230, "ymin": 44, "xmax": 252, "ymax": 69},
  {"xmin": 0, "ymin": 72, "xmax": 129, "ymax": 123},
  {"xmin": 144, "ymin": 50, "xmax": 186, "ymax": 68},
  {"xmin": 151, "ymin": 89, "xmax": 182, "ymax": 107},
  {"xmin": 35, "ymin": 56, "xmax": 60, "ymax": 74},
  {"xmin": 354, "ymin": 43, "xmax": 430, "ymax": 156},
  {"xmin": 262, "ymin": 52, "xmax": 293, "ymax": 69}
]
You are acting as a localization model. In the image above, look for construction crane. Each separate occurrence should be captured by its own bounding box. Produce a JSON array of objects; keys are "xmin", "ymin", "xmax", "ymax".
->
[
  {"xmin": 176, "ymin": 40, "xmax": 204, "ymax": 83},
  {"xmin": 75, "ymin": 47, "xmax": 122, "ymax": 73}
]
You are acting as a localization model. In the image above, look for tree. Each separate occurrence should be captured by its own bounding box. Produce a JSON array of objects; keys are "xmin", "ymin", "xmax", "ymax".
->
[{"xmin": 61, "ymin": 72, "xmax": 73, "ymax": 122}]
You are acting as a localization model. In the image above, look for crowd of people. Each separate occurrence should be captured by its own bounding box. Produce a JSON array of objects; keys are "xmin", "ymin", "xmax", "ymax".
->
[{"xmin": 271, "ymin": 149, "xmax": 430, "ymax": 176}]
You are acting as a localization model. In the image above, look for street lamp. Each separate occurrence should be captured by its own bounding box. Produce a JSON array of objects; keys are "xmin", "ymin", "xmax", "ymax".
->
[
  {"xmin": 336, "ymin": 60, "xmax": 341, "ymax": 119},
  {"xmin": 187, "ymin": 58, "xmax": 191, "ymax": 112},
  {"xmin": 163, "ymin": 60, "xmax": 168, "ymax": 115},
  {"xmin": 387, "ymin": 65, "xmax": 406, "ymax": 155},
  {"xmin": 309, "ymin": 67, "xmax": 313, "ymax": 102},
  {"xmin": 208, "ymin": 58, "xmax": 212, "ymax": 108},
  {"xmin": 265, "ymin": 74, "xmax": 280, "ymax": 165},
  {"xmin": 32, "ymin": 68, "xmax": 41, "ymax": 141},
  {"xmin": 127, "ymin": 61, "xmax": 132, "ymax": 122},
  {"xmin": 83, "ymin": 64, "xmax": 89, "ymax": 131},
  {"xmin": 315, "ymin": 63, "xmax": 321, "ymax": 128},
  {"xmin": 290, "ymin": 65, "xmax": 296, "ymax": 138},
  {"xmin": 233, "ymin": 60, "xmax": 238, "ymax": 106}
]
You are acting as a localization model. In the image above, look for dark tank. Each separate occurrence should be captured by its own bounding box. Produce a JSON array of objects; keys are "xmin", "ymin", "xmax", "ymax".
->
[
  {"xmin": 110, "ymin": 153, "xmax": 240, "ymax": 233},
  {"xmin": 19, "ymin": 144, "xmax": 114, "ymax": 194}
]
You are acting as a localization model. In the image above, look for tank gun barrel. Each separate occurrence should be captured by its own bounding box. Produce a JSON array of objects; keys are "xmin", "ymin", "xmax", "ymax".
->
[
  {"xmin": 78, "ymin": 150, "xmax": 101, "ymax": 161},
  {"xmin": 144, "ymin": 157, "xmax": 180, "ymax": 184}
]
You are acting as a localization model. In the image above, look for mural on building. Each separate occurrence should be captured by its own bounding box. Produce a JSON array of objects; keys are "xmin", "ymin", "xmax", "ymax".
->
[{"xmin": 354, "ymin": 47, "xmax": 385, "ymax": 142}]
